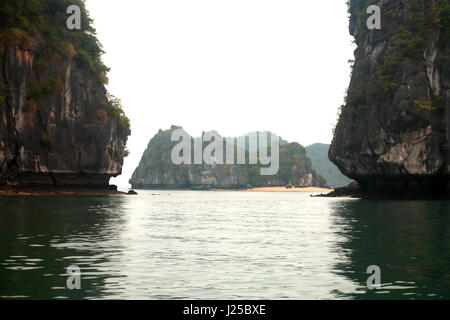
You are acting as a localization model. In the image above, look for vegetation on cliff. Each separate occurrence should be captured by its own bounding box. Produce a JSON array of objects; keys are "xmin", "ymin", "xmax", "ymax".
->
[
  {"xmin": 340, "ymin": 0, "xmax": 449, "ymax": 148},
  {"xmin": 330, "ymin": 0, "xmax": 450, "ymax": 198},
  {"xmin": 0, "ymin": 0, "xmax": 107, "ymax": 80},
  {"xmin": 238, "ymin": 141, "xmax": 327, "ymax": 187},
  {"xmin": 0, "ymin": 0, "xmax": 130, "ymax": 137}
]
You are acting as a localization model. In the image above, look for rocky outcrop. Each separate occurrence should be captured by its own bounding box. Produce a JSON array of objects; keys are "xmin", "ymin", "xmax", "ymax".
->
[
  {"xmin": 315, "ymin": 181, "xmax": 362, "ymax": 198},
  {"xmin": 330, "ymin": 0, "xmax": 450, "ymax": 199},
  {"xmin": 0, "ymin": 3, "xmax": 129, "ymax": 188},
  {"xmin": 130, "ymin": 126, "xmax": 328, "ymax": 190}
]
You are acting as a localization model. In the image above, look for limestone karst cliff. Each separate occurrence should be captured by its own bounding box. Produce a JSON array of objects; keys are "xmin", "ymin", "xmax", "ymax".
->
[
  {"xmin": 130, "ymin": 126, "xmax": 328, "ymax": 190},
  {"xmin": 330, "ymin": 0, "xmax": 450, "ymax": 198},
  {"xmin": 0, "ymin": 0, "xmax": 130, "ymax": 188}
]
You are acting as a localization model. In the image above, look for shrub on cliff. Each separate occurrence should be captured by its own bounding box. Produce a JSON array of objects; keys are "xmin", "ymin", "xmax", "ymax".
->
[
  {"xmin": 96, "ymin": 108, "xmax": 108, "ymax": 122},
  {"xmin": 0, "ymin": 0, "xmax": 109, "ymax": 83},
  {"xmin": 102, "ymin": 96, "xmax": 130, "ymax": 139},
  {"xmin": 28, "ymin": 72, "xmax": 63, "ymax": 102}
]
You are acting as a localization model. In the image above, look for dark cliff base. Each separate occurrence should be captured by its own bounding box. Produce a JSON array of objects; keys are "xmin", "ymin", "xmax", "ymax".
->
[
  {"xmin": 8, "ymin": 172, "xmax": 114, "ymax": 188},
  {"xmin": 1, "ymin": 173, "xmax": 126, "ymax": 196},
  {"xmin": 317, "ymin": 182, "xmax": 363, "ymax": 198},
  {"xmin": 0, "ymin": 186, "xmax": 126, "ymax": 196},
  {"xmin": 319, "ymin": 179, "xmax": 450, "ymax": 200}
]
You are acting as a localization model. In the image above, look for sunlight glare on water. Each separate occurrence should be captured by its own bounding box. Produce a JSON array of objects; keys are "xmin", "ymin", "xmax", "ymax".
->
[{"xmin": 0, "ymin": 191, "xmax": 449, "ymax": 300}]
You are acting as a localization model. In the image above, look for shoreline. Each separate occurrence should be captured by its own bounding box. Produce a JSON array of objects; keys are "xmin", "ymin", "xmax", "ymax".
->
[
  {"xmin": 0, "ymin": 186, "xmax": 335, "ymax": 196},
  {"xmin": 133, "ymin": 186, "xmax": 334, "ymax": 193},
  {"xmin": 244, "ymin": 187, "xmax": 334, "ymax": 193},
  {"xmin": 133, "ymin": 186, "xmax": 335, "ymax": 193},
  {"xmin": 207, "ymin": 186, "xmax": 333, "ymax": 193}
]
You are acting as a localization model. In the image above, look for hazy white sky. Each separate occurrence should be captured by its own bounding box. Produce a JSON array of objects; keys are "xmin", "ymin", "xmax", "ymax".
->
[{"xmin": 84, "ymin": 0, "xmax": 355, "ymax": 187}]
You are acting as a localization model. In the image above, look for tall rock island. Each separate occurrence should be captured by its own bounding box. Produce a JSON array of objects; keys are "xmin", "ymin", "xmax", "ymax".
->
[
  {"xmin": 330, "ymin": 0, "xmax": 450, "ymax": 198},
  {"xmin": 0, "ymin": 1, "xmax": 130, "ymax": 188},
  {"xmin": 130, "ymin": 126, "xmax": 328, "ymax": 190}
]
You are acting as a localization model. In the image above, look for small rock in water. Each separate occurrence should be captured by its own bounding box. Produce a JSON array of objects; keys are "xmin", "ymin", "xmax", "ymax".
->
[{"xmin": 127, "ymin": 190, "xmax": 138, "ymax": 195}]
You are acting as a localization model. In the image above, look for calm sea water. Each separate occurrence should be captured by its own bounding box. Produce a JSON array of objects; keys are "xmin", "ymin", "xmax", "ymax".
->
[{"xmin": 0, "ymin": 190, "xmax": 449, "ymax": 300}]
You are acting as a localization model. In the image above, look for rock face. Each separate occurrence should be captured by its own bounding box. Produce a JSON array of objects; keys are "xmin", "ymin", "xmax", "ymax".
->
[
  {"xmin": 0, "ymin": 2, "xmax": 129, "ymax": 188},
  {"xmin": 130, "ymin": 126, "xmax": 328, "ymax": 190},
  {"xmin": 330, "ymin": 0, "xmax": 450, "ymax": 198}
]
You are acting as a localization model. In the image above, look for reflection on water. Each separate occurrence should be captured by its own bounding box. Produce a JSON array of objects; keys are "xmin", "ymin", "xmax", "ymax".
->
[
  {"xmin": 330, "ymin": 200, "xmax": 450, "ymax": 299},
  {"xmin": 0, "ymin": 196, "xmax": 129, "ymax": 299},
  {"xmin": 0, "ymin": 192, "xmax": 449, "ymax": 299}
]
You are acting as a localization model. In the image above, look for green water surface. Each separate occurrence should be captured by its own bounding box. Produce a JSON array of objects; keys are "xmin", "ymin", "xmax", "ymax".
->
[{"xmin": 0, "ymin": 191, "xmax": 449, "ymax": 299}]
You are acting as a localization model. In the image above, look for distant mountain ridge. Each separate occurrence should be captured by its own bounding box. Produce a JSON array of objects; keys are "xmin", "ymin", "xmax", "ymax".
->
[
  {"xmin": 306, "ymin": 143, "xmax": 353, "ymax": 188},
  {"xmin": 129, "ymin": 126, "xmax": 329, "ymax": 190}
]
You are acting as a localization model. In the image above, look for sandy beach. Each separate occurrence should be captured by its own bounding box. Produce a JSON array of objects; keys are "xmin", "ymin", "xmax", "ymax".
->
[{"xmin": 246, "ymin": 187, "xmax": 334, "ymax": 193}]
